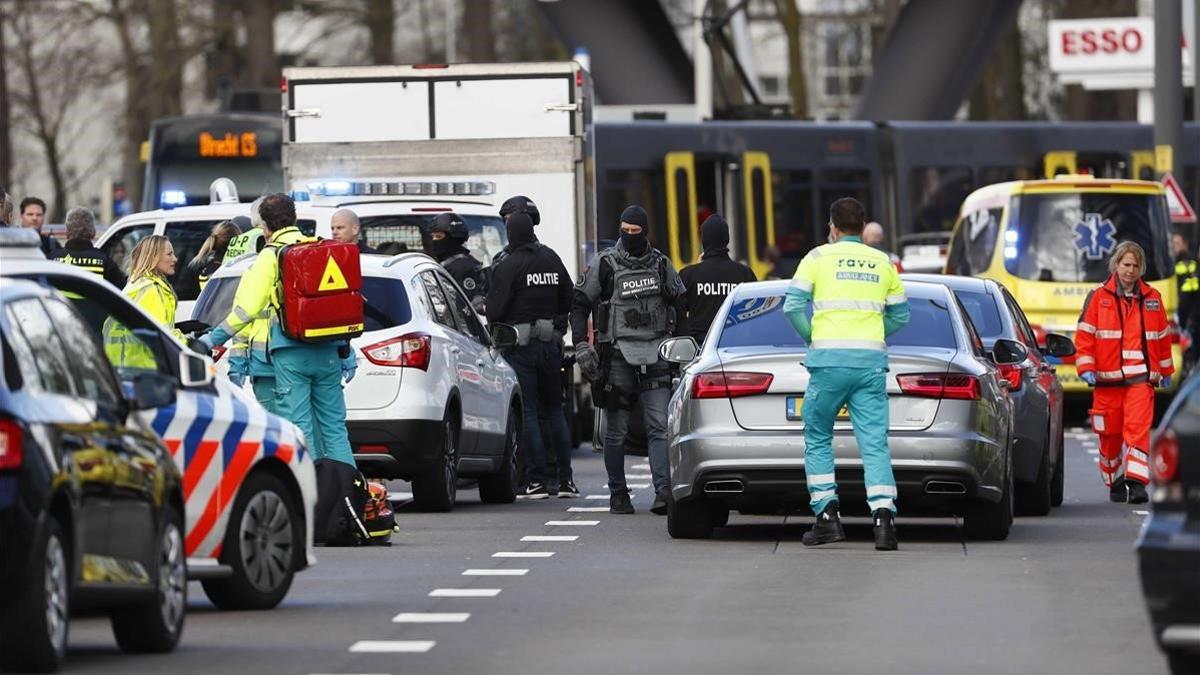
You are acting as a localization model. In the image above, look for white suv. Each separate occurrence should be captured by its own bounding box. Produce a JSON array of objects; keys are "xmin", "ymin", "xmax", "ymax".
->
[{"xmin": 194, "ymin": 252, "xmax": 522, "ymax": 511}]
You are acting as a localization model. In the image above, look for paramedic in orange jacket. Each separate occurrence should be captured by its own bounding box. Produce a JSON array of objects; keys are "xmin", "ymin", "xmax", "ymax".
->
[{"xmin": 1074, "ymin": 241, "xmax": 1174, "ymax": 504}]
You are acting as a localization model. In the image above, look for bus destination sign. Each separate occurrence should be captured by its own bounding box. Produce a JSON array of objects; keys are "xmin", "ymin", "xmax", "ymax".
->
[{"xmin": 199, "ymin": 131, "xmax": 258, "ymax": 158}]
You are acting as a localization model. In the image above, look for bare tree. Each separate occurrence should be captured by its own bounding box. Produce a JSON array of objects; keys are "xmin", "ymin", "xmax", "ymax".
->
[
  {"xmin": 0, "ymin": 2, "xmax": 12, "ymax": 191},
  {"xmin": 464, "ymin": 0, "xmax": 496, "ymax": 62},
  {"xmin": 773, "ymin": 0, "xmax": 808, "ymax": 118},
  {"xmin": 365, "ymin": 0, "xmax": 396, "ymax": 64},
  {"xmin": 243, "ymin": 0, "xmax": 280, "ymax": 89},
  {"xmin": 969, "ymin": 18, "xmax": 1026, "ymax": 120}
]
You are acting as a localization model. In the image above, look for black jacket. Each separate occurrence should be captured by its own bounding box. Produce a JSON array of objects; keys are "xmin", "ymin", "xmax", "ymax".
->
[
  {"xmin": 49, "ymin": 239, "xmax": 126, "ymax": 288},
  {"xmin": 485, "ymin": 241, "xmax": 572, "ymax": 331},
  {"xmin": 679, "ymin": 252, "xmax": 757, "ymax": 342},
  {"xmin": 39, "ymin": 234, "xmax": 63, "ymax": 257}
]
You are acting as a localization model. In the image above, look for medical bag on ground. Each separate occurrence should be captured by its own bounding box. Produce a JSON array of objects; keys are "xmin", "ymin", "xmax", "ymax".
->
[
  {"xmin": 276, "ymin": 240, "xmax": 365, "ymax": 343},
  {"xmin": 363, "ymin": 480, "xmax": 397, "ymax": 546},
  {"xmin": 313, "ymin": 459, "xmax": 370, "ymax": 546}
]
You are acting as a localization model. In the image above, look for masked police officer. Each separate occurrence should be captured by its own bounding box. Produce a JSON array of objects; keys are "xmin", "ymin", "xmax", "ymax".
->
[
  {"xmin": 572, "ymin": 205, "xmax": 686, "ymax": 515},
  {"xmin": 430, "ymin": 212, "xmax": 487, "ymax": 312},
  {"xmin": 486, "ymin": 212, "xmax": 577, "ymax": 498},
  {"xmin": 679, "ymin": 214, "xmax": 757, "ymax": 344}
]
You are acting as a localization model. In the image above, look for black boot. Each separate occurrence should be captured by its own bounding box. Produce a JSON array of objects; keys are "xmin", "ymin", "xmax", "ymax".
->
[
  {"xmin": 610, "ymin": 490, "xmax": 635, "ymax": 514},
  {"xmin": 1127, "ymin": 480, "xmax": 1149, "ymax": 504},
  {"xmin": 873, "ymin": 508, "xmax": 899, "ymax": 551},
  {"xmin": 802, "ymin": 503, "xmax": 845, "ymax": 546},
  {"xmin": 1109, "ymin": 475, "xmax": 1128, "ymax": 503},
  {"xmin": 650, "ymin": 488, "xmax": 669, "ymax": 515}
]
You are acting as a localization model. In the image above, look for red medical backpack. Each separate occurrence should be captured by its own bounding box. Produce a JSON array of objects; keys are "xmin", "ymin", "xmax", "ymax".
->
[{"xmin": 276, "ymin": 240, "xmax": 365, "ymax": 343}]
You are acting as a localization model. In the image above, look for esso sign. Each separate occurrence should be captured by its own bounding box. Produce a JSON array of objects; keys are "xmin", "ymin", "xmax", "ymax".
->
[{"xmin": 1048, "ymin": 18, "xmax": 1154, "ymax": 74}]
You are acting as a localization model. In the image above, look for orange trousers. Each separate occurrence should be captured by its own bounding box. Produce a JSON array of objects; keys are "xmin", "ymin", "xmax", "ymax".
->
[{"xmin": 1089, "ymin": 382, "xmax": 1153, "ymax": 486}]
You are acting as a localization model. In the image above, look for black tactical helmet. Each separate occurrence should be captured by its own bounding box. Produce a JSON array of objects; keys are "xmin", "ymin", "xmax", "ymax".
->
[
  {"xmin": 429, "ymin": 212, "xmax": 469, "ymax": 241},
  {"xmin": 499, "ymin": 195, "xmax": 540, "ymax": 226}
]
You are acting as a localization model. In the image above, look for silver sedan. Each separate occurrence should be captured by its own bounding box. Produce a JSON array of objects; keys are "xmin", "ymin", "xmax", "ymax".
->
[{"xmin": 662, "ymin": 279, "xmax": 1025, "ymax": 540}]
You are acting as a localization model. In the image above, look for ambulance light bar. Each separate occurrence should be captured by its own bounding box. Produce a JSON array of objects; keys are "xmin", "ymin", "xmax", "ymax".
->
[{"xmin": 305, "ymin": 180, "xmax": 496, "ymax": 197}]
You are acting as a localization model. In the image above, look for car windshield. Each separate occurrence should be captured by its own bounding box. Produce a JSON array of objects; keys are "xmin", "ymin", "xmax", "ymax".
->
[
  {"xmin": 359, "ymin": 214, "xmax": 507, "ymax": 264},
  {"xmin": 718, "ymin": 295, "xmax": 957, "ymax": 350},
  {"xmin": 192, "ymin": 275, "xmax": 411, "ymax": 332},
  {"xmin": 952, "ymin": 289, "xmax": 1004, "ymax": 339},
  {"xmin": 1005, "ymin": 191, "xmax": 1172, "ymax": 282}
]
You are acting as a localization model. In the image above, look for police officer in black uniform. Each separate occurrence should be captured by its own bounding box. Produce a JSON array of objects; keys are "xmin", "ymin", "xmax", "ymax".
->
[
  {"xmin": 486, "ymin": 212, "xmax": 578, "ymax": 498},
  {"xmin": 1173, "ymin": 231, "xmax": 1200, "ymax": 371},
  {"xmin": 429, "ymin": 212, "xmax": 487, "ymax": 312},
  {"xmin": 679, "ymin": 214, "xmax": 757, "ymax": 344},
  {"xmin": 49, "ymin": 207, "xmax": 125, "ymax": 288}
]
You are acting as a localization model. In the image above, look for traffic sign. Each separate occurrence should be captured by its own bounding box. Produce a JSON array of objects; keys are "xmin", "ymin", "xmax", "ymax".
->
[{"xmin": 1162, "ymin": 172, "xmax": 1197, "ymax": 224}]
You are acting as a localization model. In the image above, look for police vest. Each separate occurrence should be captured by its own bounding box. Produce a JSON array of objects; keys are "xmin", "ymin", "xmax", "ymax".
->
[
  {"xmin": 598, "ymin": 249, "xmax": 672, "ymax": 364},
  {"xmin": 1176, "ymin": 258, "xmax": 1199, "ymax": 294}
]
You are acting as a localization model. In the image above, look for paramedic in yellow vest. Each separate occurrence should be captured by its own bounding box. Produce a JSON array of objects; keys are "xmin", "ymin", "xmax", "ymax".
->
[
  {"xmin": 783, "ymin": 198, "xmax": 909, "ymax": 551},
  {"xmin": 200, "ymin": 194, "xmax": 356, "ymax": 468},
  {"xmin": 104, "ymin": 235, "xmax": 185, "ymax": 370},
  {"xmin": 221, "ymin": 200, "xmax": 283, "ymax": 412}
]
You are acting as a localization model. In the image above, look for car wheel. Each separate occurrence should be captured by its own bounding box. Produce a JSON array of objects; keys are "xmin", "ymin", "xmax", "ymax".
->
[
  {"xmin": 964, "ymin": 452, "xmax": 1014, "ymax": 541},
  {"xmin": 1016, "ymin": 423, "xmax": 1053, "ymax": 517},
  {"xmin": 480, "ymin": 406, "xmax": 520, "ymax": 504},
  {"xmin": 1167, "ymin": 649, "xmax": 1200, "ymax": 674},
  {"xmin": 0, "ymin": 517, "xmax": 69, "ymax": 673},
  {"xmin": 112, "ymin": 506, "xmax": 186, "ymax": 654},
  {"xmin": 667, "ymin": 493, "xmax": 714, "ymax": 539},
  {"xmin": 202, "ymin": 472, "xmax": 299, "ymax": 610},
  {"xmin": 1050, "ymin": 424, "xmax": 1065, "ymax": 507},
  {"xmin": 413, "ymin": 413, "xmax": 458, "ymax": 512}
]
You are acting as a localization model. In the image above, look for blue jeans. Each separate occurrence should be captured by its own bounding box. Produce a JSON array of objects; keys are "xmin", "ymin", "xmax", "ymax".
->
[
  {"xmin": 505, "ymin": 340, "xmax": 572, "ymax": 486},
  {"xmin": 603, "ymin": 355, "xmax": 670, "ymax": 495},
  {"xmin": 273, "ymin": 344, "xmax": 355, "ymax": 468},
  {"xmin": 802, "ymin": 366, "xmax": 897, "ymax": 514}
]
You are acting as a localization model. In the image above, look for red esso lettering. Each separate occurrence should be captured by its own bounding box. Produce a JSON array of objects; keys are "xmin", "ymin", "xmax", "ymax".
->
[
  {"xmin": 1063, "ymin": 27, "xmax": 1143, "ymax": 57},
  {"xmin": 1062, "ymin": 31, "xmax": 1077, "ymax": 55},
  {"xmin": 1123, "ymin": 28, "xmax": 1142, "ymax": 53},
  {"xmin": 1080, "ymin": 30, "xmax": 1099, "ymax": 54},
  {"xmin": 1100, "ymin": 29, "xmax": 1120, "ymax": 53}
]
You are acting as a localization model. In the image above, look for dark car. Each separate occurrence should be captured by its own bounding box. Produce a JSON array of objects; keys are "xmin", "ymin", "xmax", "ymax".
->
[
  {"xmin": 903, "ymin": 274, "xmax": 1076, "ymax": 515},
  {"xmin": 1137, "ymin": 373, "xmax": 1200, "ymax": 675},
  {"xmin": 0, "ymin": 279, "xmax": 187, "ymax": 672}
]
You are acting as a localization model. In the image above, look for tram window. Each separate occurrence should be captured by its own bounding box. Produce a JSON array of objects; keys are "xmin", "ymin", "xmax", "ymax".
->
[
  {"xmin": 978, "ymin": 166, "xmax": 1038, "ymax": 185},
  {"xmin": 911, "ymin": 166, "xmax": 972, "ymax": 234},
  {"xmin": 600, "ymin": 169, "xmax": 666, "ymax": 245},
  {"xmin": 946, "ymin": 207, "xmax": 1002, "ymax": 276},
  {"xmin": 771, "ymin": 170, "xmax": 815, "ymax": 274},
  {"xmin": 817, "ymin": 169, "xmax": 871, "ymax": 217}
]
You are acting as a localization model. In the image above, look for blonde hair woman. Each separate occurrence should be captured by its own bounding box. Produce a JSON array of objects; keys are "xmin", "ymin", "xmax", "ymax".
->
[
  {"xmin": 105, "ymin": 235, "xmax": 184, "ymax": 369},
  {"xmin": 1074, "ymin": 240, "xmax": 1174, "ymax": 504}
]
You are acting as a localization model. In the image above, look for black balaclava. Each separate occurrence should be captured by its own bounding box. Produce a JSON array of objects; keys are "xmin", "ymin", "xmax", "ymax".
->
[
  {"xmin": 700, "ymin": 214, "xmax": 730, "ymax": 258},
  {"xmin": 619, "ymin": 205, "xmax": 649, "ymax": 256},
  {"xmin": 506, "ymin": 212, "xmax": 536, "ymax": 248},
  {"xmin": 431, "ymin": 237, "xmax": 458, "ymax": 261}
]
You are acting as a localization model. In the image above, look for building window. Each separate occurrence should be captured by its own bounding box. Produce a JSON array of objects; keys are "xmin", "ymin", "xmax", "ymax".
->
[{"xmin": 817, "ymin": 19, "xmax": 871, "ymax": 105}]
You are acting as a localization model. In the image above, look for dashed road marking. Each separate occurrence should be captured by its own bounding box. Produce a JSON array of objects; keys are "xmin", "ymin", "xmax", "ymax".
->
[
  {"xmin": 429, "ymin": 588, "xmax": 501, "ymax": 597},
  {"xmin": 462, "ymin": 569, "xmax": 529, "ymax": 576},
  {"xmin": 1087, "ymin": 449, "xmax": 1099, "ymax": 455},
  {"xmin": 493, "ymin": 551, "xmax": 555, "ymax": 558},
  {"xmin": 1133, "ymin": 510, "xmax": 1149, "ymax": 515},
  {"xmin": 628, "ymin": 483, "xmax": 651, "ymax": 489},
  {"xmin": 545, "ymin": 520, "xmax": 599, "ymax": 526},
  {"xmin": 585, "ymin": 495, "xmax": 608, "ymax": 500},
  {"xmin": 349, "ymin": 641, "xmax": 435, "ymax": 653},
  {"xmin": 392, "ymin": 613, "xmax": 470, "ymax": 623},
  {"xmin": 567, "ymin": 506, "xmax": 610, "ymax": 513},
  {"xmin": 521, "ymin": 535, "xmax": 578, "ymax": 542}
]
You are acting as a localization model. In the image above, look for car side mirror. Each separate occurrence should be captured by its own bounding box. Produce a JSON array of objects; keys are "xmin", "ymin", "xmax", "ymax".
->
[
  {"xmin": 991, "ymin": 338, "xmax": 1028, "ymax": 366},
  {"xmin": 130, "ymin": 372, "xmax": 177, "ymax": 410},
  {"xmin": 1043, "ymin": 332, "xmax": 1076, "ymax": 358},
  {"xmin": 489, "ymin": 323, "xmax": 519, "ymax": 349},
  {"xmin": 180, "ymin": 350, "xmax": 215, "ymax": 388},
  {"xmin": 659, "ymin": 337, "xmax": 699, "ymax": 364}
]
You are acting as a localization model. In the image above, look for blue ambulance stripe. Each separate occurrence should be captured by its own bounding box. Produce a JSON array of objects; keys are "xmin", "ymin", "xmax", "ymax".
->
[
  {"xmin": 183, "ymin": 393, "xmax": 216, "ymax": 465},
  {"xmin": 150, "ymin": 405, "xmax": 173, "ymax": 438},
  {"xmin": 221, "ymin": 394, "xmax": 251, "ymax": 464}
]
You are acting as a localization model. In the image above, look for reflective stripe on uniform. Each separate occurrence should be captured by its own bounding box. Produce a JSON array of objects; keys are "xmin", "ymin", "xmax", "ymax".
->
[
  {"xmin": 885, "ymin": 293, "xmax": 906, "ymax": 305},
  {"xmin": 813, "ymin": 299, "xmax": 885, "ymax": 312},
  {"xmin": 806, "ymin": 473, "xmax": 836, "ymax": 485},
  {"xmin": 1122, "ymin": 364, "xmax": 1147, "ymax": 375},
  {"xmin": 810, "ymin": 338, "xmax": 887, "ymax": 351},
  {"xmin": 1097, "ymin": 369, "xmax": 1124, "ymax": 379},
  {"xmin": 791, "ymin": 278, "xmax": 814, "ymax": 293},
  {"xmin": 809, "ymin": 489, "xmax": 837, "ymax": 502},
  {"xmin": 867, "ymin": 497, "xmax": 895, "ymax": 511},
  {"xmin": 1145, "ymin": 329, "xmax": 1170, "ymax": 340},
  {"xmin": 1160, "ymin": 358, "xmax": 1173, "ymax": 368},
  {"xmin": 1095, "ymin": 330, "xmax": 1122, "ymax": 339},
  {"xmin": 1122, "ymin": 350, "xmax": 1145, "ymax": 360},
  {"xmin": 1075, "ymin": 355, "xmax": 1096, "ymax": 365},
  {"xmin": 866, "ymin": 485, "xmax": 897, "ymax": 498},
  {"xmin": 1077, "ymin": 322, "xmax": 1096, "ymax": 334}
]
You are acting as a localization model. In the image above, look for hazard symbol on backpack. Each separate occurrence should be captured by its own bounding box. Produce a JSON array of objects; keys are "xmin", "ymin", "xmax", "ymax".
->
[{"xmin": 319, "ymin": 257, "xmax": 349, "ymax": 291}]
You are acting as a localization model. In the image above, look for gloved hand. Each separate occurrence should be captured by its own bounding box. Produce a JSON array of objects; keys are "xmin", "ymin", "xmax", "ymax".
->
[
  {"xmin": 1161, "ymin": 376, "xmax": 1171, "ymax": 389},
  {"xmin": 228, "ymin": 371, "xmax": 247, "ymax": 387},
  {"xmin": 575, "ymin": 342, "xmax": 600, "ymax": 382},
  {"xmin": 341, "ymin": 353, "xmax": 357, "ymax": 384},
  {"xmin": 1080, "ymin": 371, "xmax": 1096, "ymax": 386},
  {"xmin": 195, "ymin": 334, "xmax": 214, "ymax": 353}
]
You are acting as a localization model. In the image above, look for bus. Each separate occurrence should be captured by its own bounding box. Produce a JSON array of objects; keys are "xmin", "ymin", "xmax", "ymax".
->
[{"xmin": 141, "ymin": 113, "xmax": 283, "ymax": 211}]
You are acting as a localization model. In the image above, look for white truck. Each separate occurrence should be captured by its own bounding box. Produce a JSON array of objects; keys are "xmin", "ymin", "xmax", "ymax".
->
[{"xmin": 281, "ymin": 62, "xmax": 597, "ymax": 281}]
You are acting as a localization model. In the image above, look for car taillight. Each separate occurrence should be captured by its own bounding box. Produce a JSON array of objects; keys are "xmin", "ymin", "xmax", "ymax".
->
[
  {"xmin": 897, "ymin": 373, "xmax": 980, "ymax": 400},
  {"xmin": 995, "ymin": 363, "xmax": 1023, "ymax": 392},
  {"xmin": 0, "ymin": 418, "xmax": 23, "ymax": 471},
  {"xmin": 1151, "ymin": 429, "xmax": 1179, "ymax": 483},
  {"xmin": 363, "ymin": 333, "xmax": 431, "ymax": 370},
  {"xmin": 690, "ymin": 371, "xmax": 773, "ymax": 399}
]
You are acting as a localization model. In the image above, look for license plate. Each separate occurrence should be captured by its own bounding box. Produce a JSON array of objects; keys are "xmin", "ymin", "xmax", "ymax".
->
[{"xmin": 786, "ymin": 396, "xmax": 849, "ymax": 421}]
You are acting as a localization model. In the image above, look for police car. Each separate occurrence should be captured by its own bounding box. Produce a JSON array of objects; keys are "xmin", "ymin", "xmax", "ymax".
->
[{"xmin": 1, "ymin": 237, "xmax": 318, "ymax": 611}]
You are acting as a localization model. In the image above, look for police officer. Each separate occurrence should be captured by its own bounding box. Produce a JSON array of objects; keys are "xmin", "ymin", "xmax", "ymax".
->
[
  {"xmin": 1172, "ymin": 232, "xmax": 1199, "ymax": 371},
  {"xmin": 49, "ymin": 207, "xmax": 126, "ymax": 288},
  {"xmin": 571, "ymin": 205, "xmax": 686, "ymax": 515},
  {"xmin": 430, "ymin": 212, "xmax": 486, "ymax": 312},
  {"xmin": 486, "ymin": 212, "xmax": 577, "ymax": 498},
  {"xmin": 783, "ymin": 198, "xmax": 909, "ymax": 551},
  {"xmin": 679, "ymin": 214, "xmax": 756, "ymax": 343}
]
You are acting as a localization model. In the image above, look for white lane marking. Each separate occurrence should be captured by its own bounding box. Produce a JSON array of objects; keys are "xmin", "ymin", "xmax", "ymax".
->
[
  {"xmin": 493, "ymin": 551, "xmax": 555, "ymax": 558},
  {"xmin": 1133, "ymin": 510, "xmax": 1149, "ymax": 515},
  {"xmin": 429, "ymin": 588, "xmax": 501, "ymax": 597},
  {"xmin": 392, "ymin": 612, "xmax": 470, "ymax": 623},
  {"xmin": 626, "ymin": 475, "xmax": 653, "ymax": 481},
  {"xmin": 567, "ymin": 506, "xmax": 610, "ymax": 512},
  {"xmin": 631, "ymin": 463, "xmax": 650, "ymax": 469},
  {"xmin": 349, "ymin": 641, "xmax": 435, "ymax": 653},
  {"xmin": 628, "ymin": 483, "xmax": 651, "ymax": 489},
  {"xmin": 545, "ymin": 520, "xmax": 599, "ymax": 526},
  {"xmin": 388, "ymin": 492, "xmax": 414, "ymax": 502},
  {"xmin": 585, "ymin": 495, "xmax": 608, "ymax": 500},
  {"xmin": 1087, "ymin": 449, "xmax": 1099, "ymax": 455},
  {"xmin": 521, "ymin": 535, "xmax": 578, "ymax": 542},
  {"xmin": 462, "ymin": 568, "xmax": 529, "ymax": 576}
]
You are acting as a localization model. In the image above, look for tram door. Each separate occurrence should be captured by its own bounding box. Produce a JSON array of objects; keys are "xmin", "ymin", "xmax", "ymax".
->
[
  {"xmin": 664, "ymin": 151, "xmax": 777, "ymax": 279},
  {"xmin": 1043, "ymin": 150, "xmax": 1154, "ymax": 179}
]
